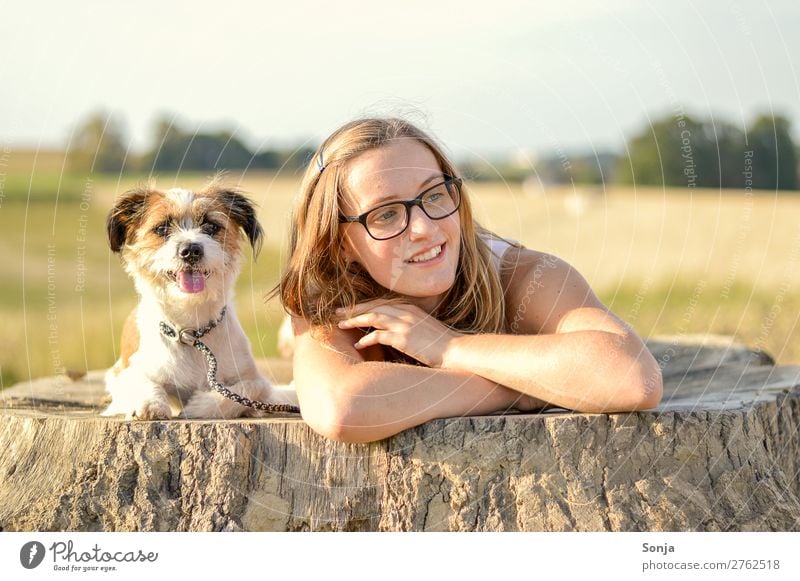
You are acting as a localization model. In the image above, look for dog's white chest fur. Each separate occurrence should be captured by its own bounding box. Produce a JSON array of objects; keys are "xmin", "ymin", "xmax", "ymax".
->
[{"xmin": 133, "ymin": 305, "xmax": 233, "ymax": 399}]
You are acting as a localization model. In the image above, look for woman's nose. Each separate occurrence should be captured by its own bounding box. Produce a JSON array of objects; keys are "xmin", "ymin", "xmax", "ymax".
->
[{"xmin": 407, "ymin": 206, "xmax": 437, "ymax": 238}]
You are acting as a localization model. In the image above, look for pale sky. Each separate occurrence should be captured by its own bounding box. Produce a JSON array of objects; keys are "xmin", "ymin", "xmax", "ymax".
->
[{"xmin": 1, "ymin": 0, "xmax": 798, "ymax": 158}]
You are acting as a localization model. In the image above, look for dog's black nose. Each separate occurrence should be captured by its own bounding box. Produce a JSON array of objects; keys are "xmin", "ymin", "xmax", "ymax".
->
[{"xmin": 178, "ymin": 242, "xmax": 204, "ymax": 264}]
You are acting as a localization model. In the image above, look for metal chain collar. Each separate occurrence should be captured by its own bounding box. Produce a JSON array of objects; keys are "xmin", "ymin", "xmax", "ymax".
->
[{"xmin": 159, "ymin": 307, "xmax": 300, "ymax": 414}]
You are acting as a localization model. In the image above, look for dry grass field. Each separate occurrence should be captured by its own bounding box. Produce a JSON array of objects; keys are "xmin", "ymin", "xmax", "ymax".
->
[{"xmin": 1, "ymin": 159, "xmax": 798, "ymax": 388}]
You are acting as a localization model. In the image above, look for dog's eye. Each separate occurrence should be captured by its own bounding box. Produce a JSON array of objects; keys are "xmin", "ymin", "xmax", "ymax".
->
[
  {"xmin": 153, "ymin": 222, "xmax": 171, "ymax": 237},
  {"xmin": 202, "ymin": 222, "xmax": 221, "ymax": 236}
]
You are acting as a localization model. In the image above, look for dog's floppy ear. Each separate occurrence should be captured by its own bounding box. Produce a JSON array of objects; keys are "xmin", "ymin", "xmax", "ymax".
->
[
  {"xmin": 107, "ymin": 188, "xmax": 149, "ymax": 253},
  {"xmin": 219, "ymin": 190, "xmax": 264, "ymax": 257}
]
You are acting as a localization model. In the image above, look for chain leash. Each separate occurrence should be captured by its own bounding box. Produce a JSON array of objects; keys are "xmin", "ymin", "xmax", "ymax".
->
[{"xmin": 159, "ymin": 307, "xmax": 300, "ymax": 414}]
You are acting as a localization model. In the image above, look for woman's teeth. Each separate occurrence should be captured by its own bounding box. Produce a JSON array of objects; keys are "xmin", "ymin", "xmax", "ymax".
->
[{"xmin": 407, "ymin": 245, "xmax": 443, "ymax": 263}]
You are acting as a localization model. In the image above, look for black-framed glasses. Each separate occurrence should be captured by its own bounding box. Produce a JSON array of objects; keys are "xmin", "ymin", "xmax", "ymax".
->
[{"xmin": 339, "ymin": 176, "xmax": 462, "ymax": 240}]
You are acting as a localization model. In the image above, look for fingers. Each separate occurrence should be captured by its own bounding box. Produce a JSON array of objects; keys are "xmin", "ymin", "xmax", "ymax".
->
[
  {"xmin": 353, "ymin": 330, "xmax": 384, "ymax": 350},
  {"xmin": 354, "ymin": 329, "xmax": 405, "ymax": 352},
  {"xmin": 335, "ymin": 301, "xmax": 423, "ymax": 319},
  {"xmin": 336, "ymin": 311, "xmax": 408, "ymax": 352},
  {"xmin": 333, "ymin": 301, "xmax": 442, "ymax": 365},
  {"xmin": 338, "ymin": 312, "xmax": 393, "ymax": 330},
  {"xmin": 337, "ymin": 307, "xmax": 420, "ymax": 329},
  {"xmin": 338, "ymin": 311, "xmax": 418, "ymax": 331},
  {"xmin": 334, "ymin": 299, "xmax": 384, "ymax": 318}
]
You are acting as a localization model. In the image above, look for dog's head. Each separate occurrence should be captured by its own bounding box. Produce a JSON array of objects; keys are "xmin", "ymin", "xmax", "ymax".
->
[{"xmin": 107, "ymin": 183, "xmax": 263, "ymax": 304}]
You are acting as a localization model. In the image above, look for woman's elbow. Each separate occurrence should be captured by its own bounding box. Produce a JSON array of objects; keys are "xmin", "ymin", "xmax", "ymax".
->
[
  {"xmin": 298, "ymin": 391, "xmax": 352, "ymax": 442},
  {"xmin": 626, "ymin": 355, "xmax": 663, "ymax": 411},
  {"xmin": 297, "ymin": 383, "xmax": 380, "ymax": 444},
  {"xmin": 304, "ymin": 414, "xmax": 384, "ymax": 444}
]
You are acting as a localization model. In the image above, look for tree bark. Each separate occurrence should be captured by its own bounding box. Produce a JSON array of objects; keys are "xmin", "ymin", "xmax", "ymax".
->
[{"xmin": 1, "ymin": 335, "xmax": 798, "ymax": 531}]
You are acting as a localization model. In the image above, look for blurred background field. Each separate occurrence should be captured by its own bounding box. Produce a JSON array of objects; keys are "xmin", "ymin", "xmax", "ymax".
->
[{"xmin": 1, "ymin": 149, "xmax": 798, "ymax": 389}]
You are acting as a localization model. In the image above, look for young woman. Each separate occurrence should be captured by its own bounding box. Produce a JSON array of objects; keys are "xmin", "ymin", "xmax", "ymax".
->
[{"xmin": 276, "ymin": 117, "xmax": 662, "ymax": 443}]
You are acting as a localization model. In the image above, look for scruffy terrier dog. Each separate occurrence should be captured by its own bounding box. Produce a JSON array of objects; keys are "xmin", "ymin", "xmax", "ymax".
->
[{"xmin": 101, "ymin": 181, "xmax": 296, "ymax": 420}]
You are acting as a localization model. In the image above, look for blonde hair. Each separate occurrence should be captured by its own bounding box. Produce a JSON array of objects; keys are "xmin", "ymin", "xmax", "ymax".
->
[{"xmin": 274, "ymin": 117, "xmax": 508, "ymax": 334}]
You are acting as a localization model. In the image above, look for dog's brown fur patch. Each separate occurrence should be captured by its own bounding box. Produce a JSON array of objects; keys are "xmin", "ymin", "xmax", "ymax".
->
[{"xmin": 119, "ymin": 309, "xmax": 139, "ymax": 370}]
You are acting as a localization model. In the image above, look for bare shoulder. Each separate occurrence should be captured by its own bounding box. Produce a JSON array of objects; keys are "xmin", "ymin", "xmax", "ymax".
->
[{"xmin": 500, "ymin": 246, "xmax": 624, "ymax": 336}]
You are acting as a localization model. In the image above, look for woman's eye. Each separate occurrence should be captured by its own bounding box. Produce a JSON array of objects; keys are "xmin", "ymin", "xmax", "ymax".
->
[
  {"xmin": 203, "ymin": 222, "xmax": 221, "ymax": 235},
  {"xmin": 153, "ymin": 223, "xmax": 170, "ymax": 237},
  {"xmin": 425, "ymin": 191, "xmax": 444, "ymax": 202},
  {"xmin": 375, "ymin": 209, "xmax": 398, "ymax": 223}
]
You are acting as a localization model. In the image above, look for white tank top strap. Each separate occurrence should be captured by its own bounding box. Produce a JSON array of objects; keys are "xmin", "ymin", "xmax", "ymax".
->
[{"xmin": 482, "ymin": 235, "xmax": 518, "ymax": 272}]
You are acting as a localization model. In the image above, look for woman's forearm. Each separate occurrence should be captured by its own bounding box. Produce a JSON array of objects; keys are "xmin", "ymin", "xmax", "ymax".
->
[
  {"xmin": 442, "ymin": 330, "xmax": 662, "ymax": 413},
  {"xmin": 308, "ymin": 363, "xmax": 539, "ymax": 443}
]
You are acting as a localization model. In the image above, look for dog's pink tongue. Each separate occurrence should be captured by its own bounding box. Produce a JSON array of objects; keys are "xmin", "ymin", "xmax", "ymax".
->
[{"xmin": 177, "ymin": 270, "xmax": 205, "ymax": 293}]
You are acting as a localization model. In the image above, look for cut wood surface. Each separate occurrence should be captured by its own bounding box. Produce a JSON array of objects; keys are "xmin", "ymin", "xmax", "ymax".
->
[{"xmin": 1, "ymin": 335, "xmax": 799, "ymax": 531}]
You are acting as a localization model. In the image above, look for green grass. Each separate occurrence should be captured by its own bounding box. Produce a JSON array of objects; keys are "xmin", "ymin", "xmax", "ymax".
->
[
  {"xmin": 0, "ymin": 172, "xmax": 89, "ymax": 204},
  {"xmin": 600, "ymin": 281, "xmax": 800, "ymax": 364}
]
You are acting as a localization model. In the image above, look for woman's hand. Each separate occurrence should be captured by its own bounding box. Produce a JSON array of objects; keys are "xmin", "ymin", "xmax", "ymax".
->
[{"xmin": 336, "ymin": 301, "xmax": 462, "ymax": 368}]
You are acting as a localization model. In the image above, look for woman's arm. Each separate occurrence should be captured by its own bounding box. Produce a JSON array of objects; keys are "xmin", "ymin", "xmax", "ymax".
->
[
  {"xmin": 291, "ymin": 317, "xmax": 544, "ymax": 443},
  {"xmin": 340, "ymin": 249, "xmax": 663, "ymax": 414},
  {"xmin": 465, "ymin": 248, "xmax": 663, "ymax": 412}
]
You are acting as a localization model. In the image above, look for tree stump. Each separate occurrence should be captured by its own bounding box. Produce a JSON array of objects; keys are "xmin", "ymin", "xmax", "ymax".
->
[{"xmin": 1, "ymin": 335, "xmax": 799, "ymax": 531}]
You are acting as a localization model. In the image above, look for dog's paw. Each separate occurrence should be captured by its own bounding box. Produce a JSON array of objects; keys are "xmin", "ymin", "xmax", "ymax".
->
[
  {"xmin": 181, "ymin": 392, "xmax": 224, "ymax": 419},
  {"xmin": 132, "ymin": 399, "xmax": 173, "ymax": 421},
  {"xmin": 236, "ymin": 379, "xmax": 275, "ymax": 418},
  {"xmin": 240, "ymin": 406, "xmax": 268, "ymax": 419},
  {"xmin": 182, "ymin": 379, "xmax": 274, "ymax": 419}
]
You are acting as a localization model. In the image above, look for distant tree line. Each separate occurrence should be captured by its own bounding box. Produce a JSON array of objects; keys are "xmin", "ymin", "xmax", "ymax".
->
[
  {"xmin": 68, "ymin": 110, "xmax": 799, "ymax": 190},
  {"xmin": 462, "ymin": 111, "xmax": 798, "ymax": 191},
  {"xmin": 615, "ymin": 112, "xmax": 798, "ymax": 190},
  {"xmin": 67, "ymin": 112, "xmax": 315, "ymax": 174}
]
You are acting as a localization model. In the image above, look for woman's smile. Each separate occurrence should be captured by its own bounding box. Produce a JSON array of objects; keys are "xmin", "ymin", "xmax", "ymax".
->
[{"xmin": 405, "ymin": 242, "xmax": 446, "ymax": 265}]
